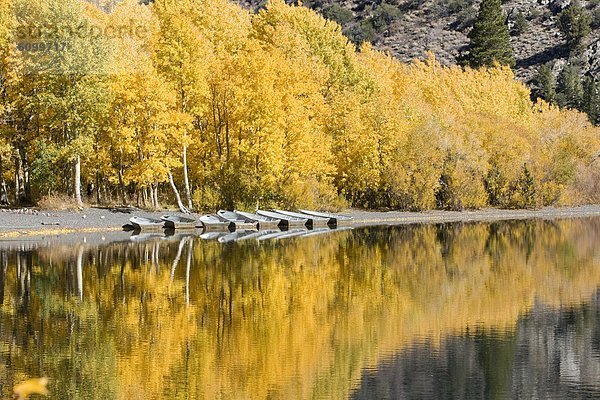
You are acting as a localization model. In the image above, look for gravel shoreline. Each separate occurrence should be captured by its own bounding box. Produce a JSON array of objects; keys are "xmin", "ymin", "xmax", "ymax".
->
[{"xmin": 0, "ymin": 205, "xmax": 599, "ymax": 238}]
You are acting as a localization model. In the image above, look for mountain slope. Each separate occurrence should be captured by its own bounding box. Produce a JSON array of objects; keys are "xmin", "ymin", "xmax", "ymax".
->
[{"xmin": 234, "ymin": 0, "xmax": 600, "ymax": 85}]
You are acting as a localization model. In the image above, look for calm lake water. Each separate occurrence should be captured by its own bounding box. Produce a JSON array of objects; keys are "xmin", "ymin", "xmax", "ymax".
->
[{"xmin": 0, "ymin": 218, "xmax": 599, "ymax": 399}]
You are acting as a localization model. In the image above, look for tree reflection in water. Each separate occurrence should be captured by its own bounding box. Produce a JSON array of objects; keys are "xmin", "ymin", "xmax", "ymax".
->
[{"xmin": 0, "ymin": 218, "xmax": 598, "ymax": 399}]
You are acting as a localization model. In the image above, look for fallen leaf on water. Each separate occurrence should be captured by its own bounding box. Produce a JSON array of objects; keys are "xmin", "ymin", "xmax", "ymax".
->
[{"xmin": 13, "ymin": 377, "xmax": 49, "ymax": 399}]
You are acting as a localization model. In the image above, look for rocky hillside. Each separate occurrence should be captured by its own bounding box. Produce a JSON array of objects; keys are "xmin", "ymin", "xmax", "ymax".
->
[{"xmin": 234, "ymin": 0, "xmax": 600, "ymax": 85}]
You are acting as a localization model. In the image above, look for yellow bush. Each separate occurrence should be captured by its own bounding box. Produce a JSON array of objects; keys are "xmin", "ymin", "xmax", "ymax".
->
[{"xmin": 1, "ymin": 0, "xmax": 598, "ymax": 210}]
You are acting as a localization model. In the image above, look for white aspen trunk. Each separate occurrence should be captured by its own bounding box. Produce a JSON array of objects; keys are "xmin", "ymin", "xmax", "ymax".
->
[
  {"xmin": 76, "ymin": 245, "xmax": 83, "ymax": 301},
  {"xmin": 14, "ymin": 151, "xmax": 24, "ymax": 203},
  {"xmin": 0, "ymin": 154, "xmax": 8, "ymax": 205},
  {"xmin": 149, "ymin": 186, "xmax": 155, "ymax": 210},
  {"xmin": 153, "ymin": 183, "xmax": 159, "ymax": 209},
  {"xmin": 185, "ymin": 238, "xmax": 192, "ymax": 306},
  {"xmin": 183, "ymin": 144, "xmax": 193, "ymax": 210},
  {"xmin": 168, "ymin": 172, "xmax": 191, "ymax": 214},
  {"xmin": 153, "ymin": 242, "xmax": 160, "ymax": 273},
  {"xmin": 75, "ymin": 155, "xmax": 83, "ymax": 208},
  {"xmin": 170, "ymin": 237, "xmax": 187, "ymax": 281},
  {"xmin": 0, "ymin": 252, "xmax": 7, "ymax": 305},
  {"xmin": 16, "ymin": 254, "xmax": 22, "ymax": 296},
  {"xmin": 143, "ymin": 188, "xmax": 149, "ymax": 208},
  {"xmin": 119, "ymin": 149, "xmax": 127, "ymax": 205}
]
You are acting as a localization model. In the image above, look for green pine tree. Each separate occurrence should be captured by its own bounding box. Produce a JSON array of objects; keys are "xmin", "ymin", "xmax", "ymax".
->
[
  {"xmin": 466, "ymin": 0, "xmax": 515, "ymax": 68},
  {"xmin": 516, "ymin": 164, "xmax": 537, "ymax": 209},
  {"xmin": 558, "ymin": 1, "xmax": 591, "ymax": 48},
  {"xmin": 534, "ymin": 64, "xmax": 557, "ymax": 105},
  {"xmin": 484, "ymin": 160, "xmax": 508, "ymax": 207},
  {"xmin": 557, "ymin": 64, "xmax": 583, "ymax": 109},
  {"xmin": 513, "ymin": 11, "xmax": 529, "ymax": 36},
  {"xmin": 583, "ymin": 77, "xmax": 600, "ymax": 125}
]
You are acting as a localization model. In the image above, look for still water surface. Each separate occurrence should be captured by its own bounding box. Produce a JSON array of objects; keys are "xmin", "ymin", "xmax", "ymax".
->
[{"xmin": 0, "ymin": 218, "xmax": 599, "ymax": 399}]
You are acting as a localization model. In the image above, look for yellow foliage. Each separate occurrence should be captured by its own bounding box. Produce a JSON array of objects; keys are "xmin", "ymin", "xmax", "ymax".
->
[
  {"xmin": 13, "ymin": 377, "xmax": 49, "ymax": 399},
  {"xmin": 0, "ymin": 0, "xmax": 598, "ymax": 209},
  {"xmin": 1, "ymin": 219, "xmax": 600, "ymax": 398}
]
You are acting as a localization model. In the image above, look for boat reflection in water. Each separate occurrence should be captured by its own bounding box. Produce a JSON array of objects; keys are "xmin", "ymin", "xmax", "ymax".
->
[
  {"xmin": 152, "ymin": 223, "xmax": 352, "ymax": 243},
  {"xmin": 0, "ymin": 218, "xmax": 599, "ymax": 399}
]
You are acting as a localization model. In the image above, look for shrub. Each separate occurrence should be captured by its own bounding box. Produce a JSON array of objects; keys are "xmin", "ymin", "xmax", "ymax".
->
[
  {"xmin": 557, "ymin": 64, "xmax": 583, "ymax": 109},
  {"xmin": 484, "ymin": 160, "xmax": 508, "ymax": 206},
  {"xmin": 436, "ymin": 168, "xmax": 459, "ymax": 210},
  {"xmin": 435, "ymin": 153, "xmax": 487, "ymax": 210},
  {"xmin": 591, "ymin": 7, "xmax": 600, "ymax": 29},
  {"xmin": 436, "ymin": 0, "xmax": 474, "ymax": 17},
  {"xmin": 572, "ymin": 161, "xmax": 600, "ymax": 204},
  {"xmin": 558, "ymin": 1, "xmax": 591, "ymax": 47},
  {"xmin": 512, "ymin": 164, "xmax": 537, "ymax": 208},
  {"xmin": 372, "ymin": 4, "xmax": 402, "ymax": 31},
  {"xmin": 322, "ymin": 4, "xmax": 353, "ymax": 26},
  {"xmin": 512, "ymin": 11, "xmax": 528, "ymax": 35},
  {"xmin": 348, "ymin": 19, "xmax": 377, "ymax": 44},
  {"xmin": 455, "ymin": 7, "xmax": 478, "ymax": 31},
  {"xmin": 38, "ymin": 194, "xmax": 82, "ymax": 210},
  {"xmin": 533, "ymin": 63, "xmax": 557, "ymax": 104}
]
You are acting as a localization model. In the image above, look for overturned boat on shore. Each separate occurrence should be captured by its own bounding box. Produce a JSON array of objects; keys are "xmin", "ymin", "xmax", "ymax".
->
[
  {"xmin": 160, "ymin": 215, "xmax": 198, "ymax": 230},
  {"xmin": 199, "ymin": 215, "xmax": 235, "ymax": 232},
  {"xmin": 128, "ymin": 216, "xmax": 165, "ymax": 231},
  {"xmin": 257, "ymin": 210, "xmax": 308, "ymax": 228},
  {"xmin": 233, "ymin": 210, "xmax": 283, "ymax": 229},
  {"xmin": 298, "ymin": 210, "xmax": 353, "ymax": 226},
  {"xmin": 217, "ymin": 210, "xmax": 260, "ymax": 230},
  {"xmin": 274, "ymin": 209, "xmax": 329, "ymax": 228}
]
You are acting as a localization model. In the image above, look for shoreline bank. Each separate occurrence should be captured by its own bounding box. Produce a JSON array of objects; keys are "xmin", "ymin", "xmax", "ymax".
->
[{"xmin": 0, "ymin": 205, "xmax": 599, "ymax": 239}]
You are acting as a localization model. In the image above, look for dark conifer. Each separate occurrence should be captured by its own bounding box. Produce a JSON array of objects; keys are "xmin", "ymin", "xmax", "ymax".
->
[
  {"xmin": 466, "ymin": 0, "xmax": 515, "ymax": 68},
  {"xmin": 583, "ymin": 77, "xmax": 600, "ymax": 125},
  {"xmin": 558, "ymin": 1, "xmax": 592, "ymax": 48},
  {"xmin": 557, "ymin": 64, "xmax": 583, "ymax": 109},
  {"xmin": 534, "ymin": 64, "xmax": 557, "ymax": 105}
]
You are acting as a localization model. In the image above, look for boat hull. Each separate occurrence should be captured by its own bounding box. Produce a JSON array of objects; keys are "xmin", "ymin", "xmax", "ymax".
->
[
  {"xmin": 233, "ymin": 210, "xmax": 284, "ymax": 229},
  {"xmin": 298, "ymin": 210, "xmax": 353, "ymax": 226},
  {"xmin": 200, "ymin": 216, "xmax": 235, "ymax": 232},
  {"xmin": 256, "ymin": 220, "xmax": 282, "ymax": 229},
  {"xmin": 257, "ymin": 210, "xmax": 308, "ymax": 228},
  {"xmin": 129, "ymin": 217, "xmax": 164, "ymax": 231},
  {"xmin": 217, "ymin": 210, "xmax": 260, "ymax": 231},
  {"xmin": 233, "ymin": 221, "xmax": 260, "ymax": 230},
  {"xmin": 273, "ymin": 210, "xmax": 329, "ymax": 228},
  {"xmin": 161, "ymin": 216, "xmax": 198, "ymax": 230}
]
